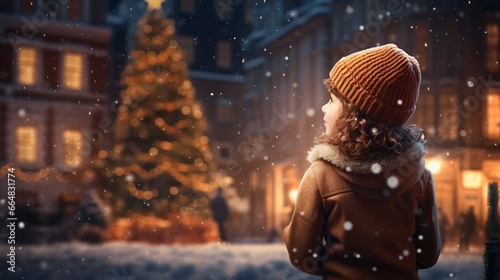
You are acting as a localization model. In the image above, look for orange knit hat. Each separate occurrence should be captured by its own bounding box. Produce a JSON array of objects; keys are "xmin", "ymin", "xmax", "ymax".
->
[{"xmin": 329, "ymin": 43, "xmax": 421, "ymax": 126}]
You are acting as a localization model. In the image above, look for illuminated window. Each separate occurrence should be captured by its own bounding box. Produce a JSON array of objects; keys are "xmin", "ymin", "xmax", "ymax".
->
[
  {"xmin": 487, "ymin": 23, "xmax": 499, "ymax": 72},
  {"xmin": 63, "ymin": 130, "xmax": 82, "ymax": 167},
  {"xmin": 180, "ymin": 0, "xmax": 195, "ymax": 13},
  {"xmin": 63, "ymin": 52, "xmax": 83, "ymax": 90},
  {"xmin": 178, "ymin": 36, "xmax": 195, "ymax": 64},
  {"xmin": 16, "ymin": 126, "xmax": 37, "ymax": 163},
  {"xmin": 216, "ymin": 41, "xmax": 232, "ymax": 69},
  {"xmin": 18, "ymin": 47, "xmax": 36, "ymax": 85},
  {"xmin": 217, "ymin": 98, "xmax": 232, "ymax": 122},
  {"xmin": 438, "ymin": 93, "xmax": 458, "ymax": 141},
  {"xmin": 486, "ymin": 91, "xmax": 500, "ymax": 139},
  {"xmin": 414, "ymin": 26, "xmax": 428, "ymax": 73}
]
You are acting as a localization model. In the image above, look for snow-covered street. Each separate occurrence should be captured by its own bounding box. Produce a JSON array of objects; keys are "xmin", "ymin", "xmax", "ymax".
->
[{"xmin": 0, "ymin": 242, "xmax": 484, "ymax": 280}]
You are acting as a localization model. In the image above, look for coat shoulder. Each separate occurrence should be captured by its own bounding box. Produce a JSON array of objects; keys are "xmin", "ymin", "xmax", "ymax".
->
[{"xmin": 307, "ymin": 160, "xmax": 353, "ymax": 198}]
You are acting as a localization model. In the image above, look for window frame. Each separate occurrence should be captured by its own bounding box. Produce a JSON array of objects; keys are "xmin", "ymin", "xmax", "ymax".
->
[
  {"xmin": 17, "ymin": 46, "xmax": 38, "ymax": 86},
  {"xmin": 486, "ymin": 23, "xmax": 499, "ymax": 72},
  {"xmin": 62, "ymin": 130, "xmax": 83, "ymax": 168},
  {"xmin": 16, "ymin": 126, "xmax": 37, "ymax": 163},
  {"xmin": 485, "ymin": 90, "xmax": 500, "ymax": 140},
  {"xmin": 62, "ymin": 52, "xmax": 85, "ymax": 91}
]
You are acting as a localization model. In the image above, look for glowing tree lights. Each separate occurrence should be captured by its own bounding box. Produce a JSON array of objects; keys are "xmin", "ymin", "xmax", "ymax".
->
[{"xmin": 94, "ymin": 3, "xmax": 214, "ymax": 218}]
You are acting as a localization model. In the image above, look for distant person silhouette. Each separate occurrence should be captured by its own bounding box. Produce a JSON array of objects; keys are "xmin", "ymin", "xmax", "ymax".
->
[
  {"xmin": 458, "ymin": 206, "xmax": 477, "ymax": 253},
  {"xmin": 210, "ymin": 187, "xmax": 229, "ymax": 242}
]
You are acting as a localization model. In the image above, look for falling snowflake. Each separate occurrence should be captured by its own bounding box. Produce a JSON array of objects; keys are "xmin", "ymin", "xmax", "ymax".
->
[
  {"xmin": 397, "ymin": 99, "xmax": 403, "ymax": 105},
  {"xmin": 306, "ymin": 108, "xmax": 315, "ymax": 117},
  {"xmin": 18, "ymin": 108, "xmax": 27, "ymax": 117},
  {"xmin": 343, "ymin": 221, "xmax": 353, "ymax": 231},
  {"xmin": 265, "ymin": 71, "xmax": 272, "ymax": 77},
  {"xmin": 371, "ymin": 163, "xmax": 382, "ymax": 174},
  {"xmin": 387, "ymin": 176, "xmax": 399, "ymax": 189},
  {"xmin": 18, "ymin": 222, "xmax": 25, "ymax": 229}
]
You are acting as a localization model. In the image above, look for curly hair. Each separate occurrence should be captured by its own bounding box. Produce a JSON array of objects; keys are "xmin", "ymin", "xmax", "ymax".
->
[{"xmin": 319, "ymin": 78, "xmax": 425, "ymax": 160}]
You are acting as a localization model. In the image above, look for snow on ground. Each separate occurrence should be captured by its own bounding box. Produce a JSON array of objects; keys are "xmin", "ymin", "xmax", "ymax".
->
[{"xmin": 0, "ymin": 242, "xmax": 484, "ymax": 280}]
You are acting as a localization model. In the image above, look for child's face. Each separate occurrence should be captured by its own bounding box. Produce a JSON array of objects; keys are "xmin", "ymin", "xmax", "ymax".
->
[{"xmin": 322, "ymin": 94, "xmax": 343, "ymax": 136}]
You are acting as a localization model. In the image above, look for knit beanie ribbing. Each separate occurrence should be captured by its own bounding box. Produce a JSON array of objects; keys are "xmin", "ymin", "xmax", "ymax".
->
[{"xmin": 329, "ymin": 44, "xmax": 421, "ymax": 126}]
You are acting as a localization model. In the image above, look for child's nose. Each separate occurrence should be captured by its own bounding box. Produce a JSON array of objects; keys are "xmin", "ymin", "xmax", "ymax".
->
[{"xmin": 322, "ymin": 103, "xmax": 327, "ymax": 113}]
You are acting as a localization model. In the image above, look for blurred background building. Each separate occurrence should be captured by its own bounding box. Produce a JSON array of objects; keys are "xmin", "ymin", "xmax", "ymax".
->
[
  {"xmin": 240, "ymin": 0, "xmax": 500, "ymax": 245},
  {"xmin": 0, "ymin": 0, "xmax": 117, "ymax": 240}
]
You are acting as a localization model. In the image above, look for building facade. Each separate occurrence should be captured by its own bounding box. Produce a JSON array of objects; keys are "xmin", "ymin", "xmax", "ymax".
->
[
  {"xmin": 0, "ymin": 0, "xmax": 118, "ymax": 238},
  {"xmin": 240, "ymin": 0, "xmax": 500, "ymax": 244},
  {"xmin": 168, "ymin": 0, "xmax": 251, "ymax": 176}
]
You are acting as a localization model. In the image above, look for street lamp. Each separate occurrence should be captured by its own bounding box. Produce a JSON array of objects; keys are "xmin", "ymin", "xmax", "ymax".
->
[
  {"xmin": 289, "ymin": 189, "xmax": 298, "ymax": 203},
  {"xmin": 426, "ymin": 158, "xmax": 442, "ymax": 175}
]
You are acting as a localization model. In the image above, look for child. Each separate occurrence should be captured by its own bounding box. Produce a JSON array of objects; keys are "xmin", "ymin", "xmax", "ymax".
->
[{"xmin": 283, "ymin": 44, "xmax": 441, "ymax": 280}]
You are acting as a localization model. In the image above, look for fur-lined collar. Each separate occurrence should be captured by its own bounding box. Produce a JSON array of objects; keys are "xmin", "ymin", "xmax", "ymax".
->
[{"xmin": 307, "ymin": 141, "xmax": 426, "ymax": 175}]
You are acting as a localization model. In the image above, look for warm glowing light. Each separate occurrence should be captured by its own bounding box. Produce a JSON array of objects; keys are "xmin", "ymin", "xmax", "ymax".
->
[
  {"xmin": 289, "ymin": 189, "xmax": 298, "ymax": 203},
  {"xmin": 143, "ymin": 24, "xmax": 152, "ymax": 33},
  {"xmin": 149, "ymin": 147, "xmax": 158, "ymax": 156},
  {"xmin": 145, "ymin": 0, "xmax": 164, "ymax": 10},
  {"xmin": 18, "ymin": 47, "xmax": 36, "ymax": 85},
  {"xmin": 130, "ymin": 118, "xmax": 140, "ymax": 127},
  {"xmin": 16, "ymin": 126, "xmax": 37, "ymax": 163},
  {"xmin": 63, "ymin": 52, "xmax": 83, "ymax": 90},
  {"xmin": 115, "ymin": 167, "xmax": 124, "ymax": 176},
  {"xmin": 462, "ymin": 170, "xmax": 483, "ymax": 189},
  {"xmin": 98, "ymin": 150, "xmax": 108, "ymax": 159},
  {"xmin": 193, "ymin": 110, "xmax": 203, "ymax": 119},
  {"xmin": 426, "ymin": 158, "xmax": 442, "ymax": 174},
  {"xmin": 200, "ymin": 136, "xmax": 209, "ymax": 144},
  {"xmin": 155, "ymin": 118, "xmax": 165, "ymax": 126},
  {"xmin": 160, "ymin": 141, "xmax": 172, "ymax": 150},
  {"xmin": 181, "ymin": 106, "xmax": 191, "ymax": 115},
  {"xmin": 170, "ymin": 186, "xmax": 179, "ymax": 195}
]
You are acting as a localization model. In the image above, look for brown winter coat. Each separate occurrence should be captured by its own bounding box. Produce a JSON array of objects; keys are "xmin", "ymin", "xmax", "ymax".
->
[{"xmin": 283, "ymin": 141, "xmax": 441, "ymax": 280}]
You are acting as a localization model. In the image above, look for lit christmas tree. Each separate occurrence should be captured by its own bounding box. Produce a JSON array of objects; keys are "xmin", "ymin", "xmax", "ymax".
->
[{"xmin": 94, "ymin": 0, "xmax": 214, "ymax": 219}]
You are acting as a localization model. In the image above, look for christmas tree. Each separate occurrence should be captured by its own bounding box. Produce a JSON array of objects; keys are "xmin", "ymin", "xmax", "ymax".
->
[{"xmin": 94, "ymin": 0, "xmax": 214, "ymax": 219}]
